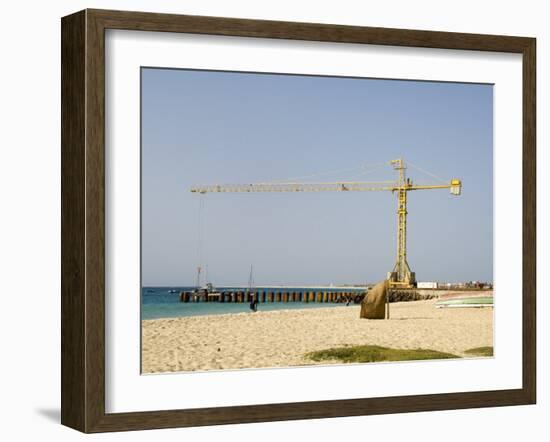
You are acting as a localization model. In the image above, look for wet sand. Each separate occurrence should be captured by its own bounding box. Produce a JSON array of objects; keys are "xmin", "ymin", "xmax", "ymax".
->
[{"xmin": 141, "ymin": 299, "xmax": 493, "ymax": 373}]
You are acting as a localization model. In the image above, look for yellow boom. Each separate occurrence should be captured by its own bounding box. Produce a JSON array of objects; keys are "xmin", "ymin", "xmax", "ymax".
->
[{"xmin": 190, "ymin": 158, "xmax": 461, "ymax": 289}]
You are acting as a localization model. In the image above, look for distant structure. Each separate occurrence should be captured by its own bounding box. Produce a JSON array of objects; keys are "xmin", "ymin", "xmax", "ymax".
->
[
  {"xmin": 191, "ymin": 158, "xmax": 462, "ymax": 290},
  {"xmin": 417, "ymin": 281, "xmax": 438, "ymax": 289}
]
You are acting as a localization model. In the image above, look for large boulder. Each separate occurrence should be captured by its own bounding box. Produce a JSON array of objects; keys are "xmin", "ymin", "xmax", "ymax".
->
[{"xmin": 360, "ymin": 280, "xmax": 388, "ymax": 319}]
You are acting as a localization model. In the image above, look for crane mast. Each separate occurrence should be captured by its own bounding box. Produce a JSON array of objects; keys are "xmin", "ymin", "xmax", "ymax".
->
[
  {"xmin": 190, "ymin": 158, "xmax": 462, "ymax": 289},
  {"xmin": 390, "ymin": 159, "xmax": 414, "ymax": 288}
]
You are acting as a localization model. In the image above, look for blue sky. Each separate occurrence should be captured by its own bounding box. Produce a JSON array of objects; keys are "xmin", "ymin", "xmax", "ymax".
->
[{"xmin": 141, "ymin": 68, "xmax": 493, "ymax": 286}]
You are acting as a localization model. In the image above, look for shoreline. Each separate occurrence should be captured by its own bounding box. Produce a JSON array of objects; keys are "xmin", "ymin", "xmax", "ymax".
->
[
  {"xmin": 142, "ymin": 303, "xmax": 352, "ymax": 321},
  {"xmin": 142, "ymin": 299, "xmax": 493, "ymax": 373}
]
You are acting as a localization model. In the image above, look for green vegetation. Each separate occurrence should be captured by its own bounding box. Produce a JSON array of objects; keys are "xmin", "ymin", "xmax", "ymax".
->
[
  {"xmin": 306, "ymin": 345, "xmax": 459, "ymax": 363},
  {"xmin": 464, "ymin": 346, "xmax": 494, "ymax": 357}
]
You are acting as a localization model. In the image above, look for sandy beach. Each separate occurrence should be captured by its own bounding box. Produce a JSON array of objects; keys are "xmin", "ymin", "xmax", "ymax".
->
[{"xmin": 141, "ymin": 299, "xmax": 493, "ymax": 373}]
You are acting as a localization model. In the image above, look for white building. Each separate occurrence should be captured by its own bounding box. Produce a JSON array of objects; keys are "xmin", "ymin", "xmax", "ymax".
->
[{"xmin": 417, "ymin": 281, "xmax": 438, "ymax": 289}]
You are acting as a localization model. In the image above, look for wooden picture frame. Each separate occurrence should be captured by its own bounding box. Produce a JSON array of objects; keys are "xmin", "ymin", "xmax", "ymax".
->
[{"xmin": 61, "ymin": 8, "xmax": 536, "ymax": 433}]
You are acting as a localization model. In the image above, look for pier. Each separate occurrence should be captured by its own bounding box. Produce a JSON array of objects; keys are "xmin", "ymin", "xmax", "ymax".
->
[
  {"xmin": 179, "ymin": 289, "xmax": 366, "ymax": 304},
  {"xmin": 178, "ymin": 287, "xmax": 469, "ymax": 304}
]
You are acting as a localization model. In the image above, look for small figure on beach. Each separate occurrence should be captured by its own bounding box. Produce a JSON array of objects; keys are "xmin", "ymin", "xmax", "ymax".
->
[{"xmin": 249, "ymin": 294, "xmax": 258, "ymax": 312}]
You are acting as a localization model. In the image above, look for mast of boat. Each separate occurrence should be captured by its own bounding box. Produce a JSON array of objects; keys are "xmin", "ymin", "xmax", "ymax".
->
[
  {"xmin": 247, "ymin": 264, "xmax": 254, "ymax": 294},
  {"xmin": 195, "ymin": 266, "xmax": 201, "ymax": 288}
]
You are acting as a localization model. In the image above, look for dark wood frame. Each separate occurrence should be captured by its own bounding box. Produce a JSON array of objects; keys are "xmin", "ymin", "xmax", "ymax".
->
[{"xmin": 61, "ymin": 8, "xmax": 536, "ymax": 433}]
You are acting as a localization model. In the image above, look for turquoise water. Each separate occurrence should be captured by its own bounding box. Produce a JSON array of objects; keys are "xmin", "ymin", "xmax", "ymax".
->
[{"xmin": 141, "ymin": 286, "xmax": 365, "ymax": 320}]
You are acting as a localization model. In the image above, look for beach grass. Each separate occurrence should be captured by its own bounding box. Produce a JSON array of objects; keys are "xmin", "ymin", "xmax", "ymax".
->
[
  {"xmin": 306, "ymin": 345, "xmax": 459, "ymax": 364},
  {"xmin": 464, "ymin": 346, "xmax": 493, "ymax": 357}
]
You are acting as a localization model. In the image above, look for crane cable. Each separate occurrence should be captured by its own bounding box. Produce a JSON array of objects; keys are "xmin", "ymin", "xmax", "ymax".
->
[
  {"xmin": 406, "ymin": 161, "xmax": 448, "ymax": 184},
  {"xmin": 268, "ymin": 162, "xmax": 387, "ymax": 183},
  {"xmin": 196, "ymin": 193, "xmax": 205, "ymax": 287},
  {"xmin": 345, "ymin": 163, "xmax": 391, "ymax": 181}
]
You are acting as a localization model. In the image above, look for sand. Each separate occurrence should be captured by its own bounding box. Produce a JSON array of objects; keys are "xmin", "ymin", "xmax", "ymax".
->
[{"xmin": 141, "ymin": 299, "xmax": 493, "ymax": 373}]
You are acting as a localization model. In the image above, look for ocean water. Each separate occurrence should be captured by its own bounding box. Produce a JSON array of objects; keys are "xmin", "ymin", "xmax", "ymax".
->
[{"xmin": 141, "ymin": 286, "xmax": 365, "ymax": 320}]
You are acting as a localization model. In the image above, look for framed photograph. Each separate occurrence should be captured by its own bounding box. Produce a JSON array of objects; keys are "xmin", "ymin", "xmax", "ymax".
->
[{"xmin": 61, "ymin": 9, "xmax": 536, "ymax": 433}]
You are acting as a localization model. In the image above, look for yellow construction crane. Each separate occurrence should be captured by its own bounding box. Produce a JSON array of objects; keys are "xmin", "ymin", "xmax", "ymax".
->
[{"xmin": 190, "ymin": 158, "xmax": 462, "ymax": 289}]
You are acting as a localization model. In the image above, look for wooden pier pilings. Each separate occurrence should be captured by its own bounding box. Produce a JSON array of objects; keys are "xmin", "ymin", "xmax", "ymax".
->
[{"xmin": 179, "ymin": 289, "xmax": 365, "ymax": 304}]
